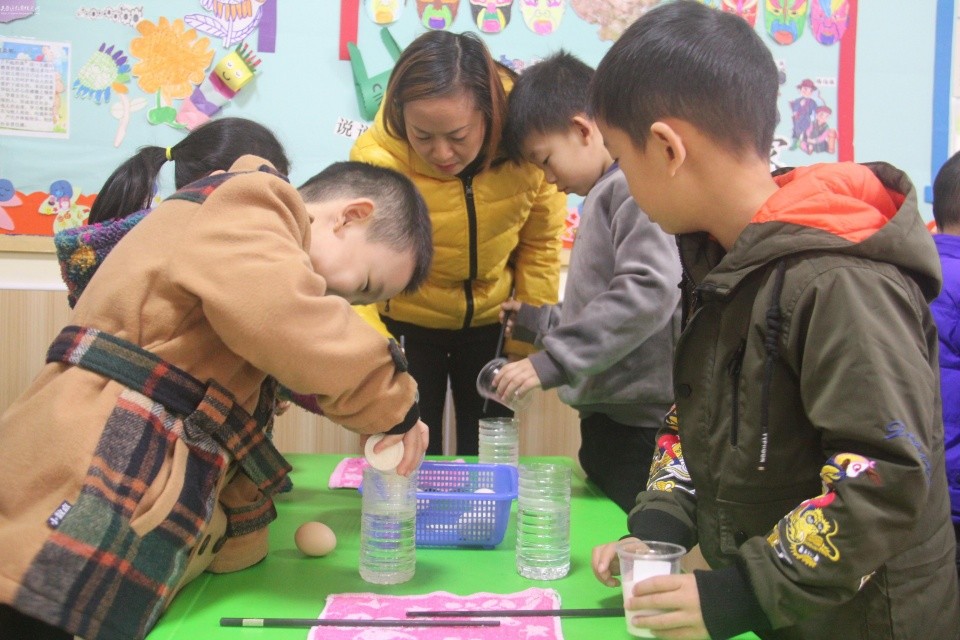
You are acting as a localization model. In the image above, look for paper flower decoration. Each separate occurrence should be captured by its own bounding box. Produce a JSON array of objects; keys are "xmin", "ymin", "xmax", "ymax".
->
[
  {"xmin": 130, "ymin": 17, "xmax": 214, "ymax": 102},
  {"xmin": 73, "ymin": 43, "xmax": 131, "ymax": 104}
]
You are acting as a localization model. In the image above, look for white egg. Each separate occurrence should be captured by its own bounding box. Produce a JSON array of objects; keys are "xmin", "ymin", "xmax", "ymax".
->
[
  {"xmin": 364, "ymin": 434, "xmax": 404, "ymax": 473},
  {"xmin": 294, "ymin": 521, "xmax": 337, "ymax": 557}
]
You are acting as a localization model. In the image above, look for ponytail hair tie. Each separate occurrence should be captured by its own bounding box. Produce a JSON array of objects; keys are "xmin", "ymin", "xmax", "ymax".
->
[{"xmin": 165, "ymin": 146, "xmax": 173, "ymax": 161}]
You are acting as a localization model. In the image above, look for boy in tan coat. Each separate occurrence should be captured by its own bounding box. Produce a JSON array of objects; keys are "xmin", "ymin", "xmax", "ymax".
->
[{"xmin": 0, "ymin": 156, "xmax": 433, "ymax": 640}]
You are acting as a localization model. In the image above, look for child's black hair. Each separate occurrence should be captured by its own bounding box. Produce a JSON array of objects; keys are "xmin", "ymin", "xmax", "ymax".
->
[
  {"xmin": 298, "ymin": 162, "xmax": 433, "ymax": 293},
  {"xmin": 933, "ymin": 150, "xmax": 960, "ymax": 231},
  {"xmin": 589, "ymin": 0, "xmax": 779, "ymax": 160},
  {"xmin": 89, "ymin": 117, "xmax": 290, "ymax": 224},
  {"xmin": 503, "ymin": 50, "xmax": 594, "ymax": 162}
]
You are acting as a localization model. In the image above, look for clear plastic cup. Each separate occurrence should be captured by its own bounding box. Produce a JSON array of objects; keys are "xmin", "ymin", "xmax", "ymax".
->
[
  {"xmin": 476, "ymin": 357, "xmax": 531, "ymax": 411},
  {"xmin": 617, "ymin": 540, "xmax": 686, "ymax": 637},
  {"xmin": 478, "ymin": 417, "xmax": 519, "ymax": 467},
  {"xmin": 515, "ymin": 462, "xmax": 570, "ymax": 580}
]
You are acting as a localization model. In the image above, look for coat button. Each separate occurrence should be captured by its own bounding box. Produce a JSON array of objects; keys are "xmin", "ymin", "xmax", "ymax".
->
[
  {"xmin": 197, "ymin": 535, "xmax": 211, "ymax": 555},
  {"xmin": 677, "ymin": 383, "xmax": 692, "ymax": 398},
  {"xmin": 212, "ymin": 535, "xmax": 228, "ymax": 553}
]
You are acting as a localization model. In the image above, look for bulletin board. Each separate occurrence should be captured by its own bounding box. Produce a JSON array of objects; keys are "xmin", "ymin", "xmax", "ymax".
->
[{"xmin": 0, "ymin": 0, "xmax": 858, "ymax": 253}]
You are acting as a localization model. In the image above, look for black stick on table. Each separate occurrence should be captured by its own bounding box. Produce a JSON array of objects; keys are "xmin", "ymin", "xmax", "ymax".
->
[
  {"xmin": 406, "ymin": 607, "xmax": 625, "ymax": 618},
  {"xmin": 220, "ymin": 617, "xmax": 500, "ymax": 628}
]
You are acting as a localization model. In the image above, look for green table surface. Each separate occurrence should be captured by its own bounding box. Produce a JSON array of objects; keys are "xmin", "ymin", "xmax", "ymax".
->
[{"xmin": 147, "ymin": 454, "xmax": 757, "ymax": 639}]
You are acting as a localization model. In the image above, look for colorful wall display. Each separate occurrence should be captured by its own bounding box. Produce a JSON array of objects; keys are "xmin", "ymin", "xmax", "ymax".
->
[{"xmin": 0, "ymin": 0, "xmax": 940, "ymax": 253}]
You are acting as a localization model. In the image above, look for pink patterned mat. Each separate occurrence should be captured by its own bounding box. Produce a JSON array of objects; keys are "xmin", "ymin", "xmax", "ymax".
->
[
  {"xmin": 307, "ymin": 587, "xmax": 563, "ymax": 640},
  {"xmin": 328, "ymin": 456, "xmax": 368, "ymax": 489},
  {"xmin": 328, "ymin": 456, "xmax": 467, "ymax": 489}
]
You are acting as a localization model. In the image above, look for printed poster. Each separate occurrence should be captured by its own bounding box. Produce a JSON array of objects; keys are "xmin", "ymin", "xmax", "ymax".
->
[{"xmin": 0, "ymin": 37, "xmax": 71, "ymax": 138}]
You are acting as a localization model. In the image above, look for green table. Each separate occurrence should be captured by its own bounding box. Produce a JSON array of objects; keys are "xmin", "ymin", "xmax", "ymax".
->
[{"xmin": 147, "ymin": 454, "xmax": 757, "ymax": 639}]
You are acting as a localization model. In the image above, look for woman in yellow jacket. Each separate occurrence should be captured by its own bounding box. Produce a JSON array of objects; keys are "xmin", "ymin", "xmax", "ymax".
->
[{"xmin": 351, "ymin": 30, "xmax": 566, "ymax": 455}]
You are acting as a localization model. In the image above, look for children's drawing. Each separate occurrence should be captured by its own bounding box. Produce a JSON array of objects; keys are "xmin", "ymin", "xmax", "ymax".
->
[
  {"xmin": 719, "ymin": 0, "xmax": 758, "ymax": 27},
  {"xmin": 788, "ymin": 78, "xmax": 818, "ymax": 150},
  {"xmin": 809, "ymin": 0, "xmax": 849, "ymax": 45},
  {"xmin": 569, "ymin": 0, "xmax": 662, "ymax": 42},
  {"xmin": 366, "ymin": 0, "xmax": 406, "ymax": 24},
  {"xmin": 519, "ymin": 0, "xmax": 565, "ymax": 35},
  {"xmin": 416, "ymin": 0, "xmax": 459, "ymax": 30},
  {"xmin": 798, "ymin": 105, "xmax": 837, "ymax": 154},
  {"xmin": 769, "ymin": 135, "xmax": 789, "ymax": 170},
  {"xmin": 129, "ymin": 17, "xmax": 214, "ymax": 128},
  {"xmin": 348, "ymin": 28, "xmax": 402, "ymax": 121},
  {"xmin": 176, "ymin": 42, "xmax": 261, "ymax": 129},
  {"xmin": 184, "ymin": 0, "xmax": 268, "ymax": 49},
  {"xmin": 110, "ymin": 95, "xmax": 147, "ymax": 147},
  {"xmin": 765, "ymin": 0, "xmax": 809, "ymax": 45},
  {"xmin": 37, "ymin": 180, "xmax": 90, "ymax": 233},
  {"xmin": 0, "ymin": 179, "xmax": 21, "ymax": 231},
  {"xmin": 75, "ymin": 4, "xmax": 143, "ymax": 27},
  {"xmin": 73, "ymin": 43, "xmax": 131, "ymax": 105},
  {"xmin": 470, "ymin": 0, "xmax": 513, "ymax": 33},
  {"xmin": 695, "ymin": 0, "xmax": 720, "ymax": 6}
]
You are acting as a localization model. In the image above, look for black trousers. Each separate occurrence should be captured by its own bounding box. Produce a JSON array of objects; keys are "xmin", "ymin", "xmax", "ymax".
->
[
  {"xmin": 0, "ymin": 605, "xmax": 71, "ymax": 640},
  {"xmin": 383, "ymin": 318, "xmax": 513, "ymax": 456},
  {"xmin": 578, "ymin": 412, "xmax": 658, "ymax": 513}
]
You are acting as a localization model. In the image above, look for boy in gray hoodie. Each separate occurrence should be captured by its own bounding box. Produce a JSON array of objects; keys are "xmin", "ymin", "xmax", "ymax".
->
[{"xmin": 495, "ymin": 51, "xmax": 681, "ymax": 513}]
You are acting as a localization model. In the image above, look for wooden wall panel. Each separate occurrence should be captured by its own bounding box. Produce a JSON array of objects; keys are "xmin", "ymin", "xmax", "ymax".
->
[{"xmin": 1, "ymin": 289, "xmax": 583, "ymax": 463}]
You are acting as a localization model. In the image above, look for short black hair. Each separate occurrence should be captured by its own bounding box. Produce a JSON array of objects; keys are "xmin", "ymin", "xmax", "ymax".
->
[
  {"xmin": 504, "ymin": 51, "xmax": 594, "ymax": 162},
  {"xmin": 934, "ymin": 150, "xmax": 960, "ymax": 230},
  {"xmin": 298, "ymin": 162, "xmax": 433, "ymax": 293},
  {"xmin": 589, "ymin": 0, "xmax": 779, "ymax": 160}
]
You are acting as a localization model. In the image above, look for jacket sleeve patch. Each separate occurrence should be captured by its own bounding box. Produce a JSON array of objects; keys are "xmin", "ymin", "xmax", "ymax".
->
[{"xmin": 646, "ymin": 406, "xmax": 695, "ymax": 496}]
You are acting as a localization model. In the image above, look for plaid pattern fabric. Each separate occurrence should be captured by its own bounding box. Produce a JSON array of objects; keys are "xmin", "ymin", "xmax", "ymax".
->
[
  {"xmin": 165, "ymin": 163, "xmax": 289, "ymax": 206},
  {"xmin": 20, "ymin": 326, "xmax": 293, "ymax": 639}
]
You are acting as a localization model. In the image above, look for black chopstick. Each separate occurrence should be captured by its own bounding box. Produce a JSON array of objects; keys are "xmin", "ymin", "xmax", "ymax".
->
[
  {"xmin": 483, "ymin": 285, "xmax": 517, "ymax": 413},
  {"xmin": 220, "ymin": 617, "xmax": 500, "ymax": 628},
  {"xmin": 406, "ymin": 607, "xmax": 625, "ymax": 618}
]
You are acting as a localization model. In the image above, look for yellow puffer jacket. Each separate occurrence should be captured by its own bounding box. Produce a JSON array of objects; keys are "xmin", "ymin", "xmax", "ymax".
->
[{"xmin": 349, "ymin": 77, "xmax": 567, "ymax": 355}]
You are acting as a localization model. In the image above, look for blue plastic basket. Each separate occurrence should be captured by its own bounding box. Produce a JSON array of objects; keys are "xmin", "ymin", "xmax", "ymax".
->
[{"xmin": 415, "ymin": 461, "xmax": 517, "ymax": 548}]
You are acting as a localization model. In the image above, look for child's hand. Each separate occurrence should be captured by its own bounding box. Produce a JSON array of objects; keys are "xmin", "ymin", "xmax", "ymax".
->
[
  {"xmin": 499, "ymin": 299, "xmax": 522, "ymax": 337},
  {"xmin": 625, "ymin": 573, "xmax": 707, "ymax": 639},
  {"xmin": 363, "ymin": 420, "xmax": 427, "ymax": 477},
  {"xmin": 593, "ymin": 538, "xmax": 632, "ymax": 587},
  {"xmin": 492, "ymin": 357, "xmax": 541, "ymax": 402},
  {"xmin": 395, "ymin": 420, "xmax": 428, "ymax": 476}
]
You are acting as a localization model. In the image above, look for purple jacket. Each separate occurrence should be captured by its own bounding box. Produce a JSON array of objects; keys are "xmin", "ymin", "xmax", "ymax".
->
[{"xmin": 933, "ymin": 233, "xmax": 960, "ymax": 524}]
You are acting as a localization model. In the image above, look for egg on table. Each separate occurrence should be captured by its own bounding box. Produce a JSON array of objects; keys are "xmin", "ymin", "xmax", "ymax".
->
[{"xmin": 294, "ymin": 521, "xmax": 337, "ymax": 557}]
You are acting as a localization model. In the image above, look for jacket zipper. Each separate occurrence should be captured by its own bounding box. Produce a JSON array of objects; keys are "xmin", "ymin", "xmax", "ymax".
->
[
  {"xmin": 461, "ymin": 175, "xmax": 478, "ymax": 329},
  {"xmin": 727, "ymin": 339, "xmax": 746, "ymax": 447}
]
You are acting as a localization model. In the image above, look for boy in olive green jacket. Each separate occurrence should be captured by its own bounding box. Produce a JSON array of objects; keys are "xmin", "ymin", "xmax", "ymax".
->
[{"xmin": 590, "ymin": 2, "xmax": 960, "ymax": 638}]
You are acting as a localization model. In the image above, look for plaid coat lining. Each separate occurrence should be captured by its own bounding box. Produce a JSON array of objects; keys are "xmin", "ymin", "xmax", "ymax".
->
[{"xmin": 13, "ymin": 326, "xmax": 292, "ymax": 639}]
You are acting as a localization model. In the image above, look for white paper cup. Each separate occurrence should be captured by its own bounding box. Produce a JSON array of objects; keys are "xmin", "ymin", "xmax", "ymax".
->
[{"xmin": 616, "ymin": 540, "xmax": 685, "ymax": 637}]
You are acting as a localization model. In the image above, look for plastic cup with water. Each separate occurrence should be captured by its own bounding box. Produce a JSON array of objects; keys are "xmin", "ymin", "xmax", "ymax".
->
[
  {"xmin": 478, "ymin": 417, "xmax": 519, "ymax": 467},
  {"xmin": 616, "ymin": 540, "xmax": 685, "ymax": 637},
  {"xmin": 359, "ymin": 466, "xmax": 417, "ymax": 584},
  {"xmin": 515, "ymin": 462, "xmax": 570, "ymax": 580}
]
